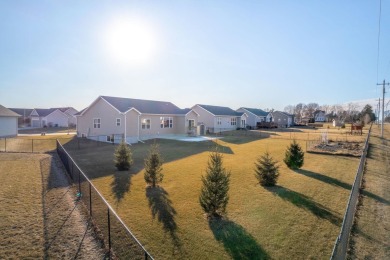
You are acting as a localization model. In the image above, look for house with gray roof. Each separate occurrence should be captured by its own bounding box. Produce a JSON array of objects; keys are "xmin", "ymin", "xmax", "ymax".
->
[
  {"xmin": 0, "ymin": 105, "xmax": 20, "ymax": 137},
  {"xmin": 191, "ymin": 104, "xmax": 248, "ymax": 133},
  {"xmin": 236, "ymin": 107, "xmax": 268, "ymax": 129},
  {"xmin": 8, "ymin": 108, "xmax": 34, "ymax": 127},
  {"xmin": 30, "ymin": 108, "xmax": 70, "ymax": 127},
  {"xmin": 76, "ymin": 96, "xmax": 199, "ymax": 143},
  {"xmin": 266, "ymin": 111, "xmax": 295, "ymax": 127}
]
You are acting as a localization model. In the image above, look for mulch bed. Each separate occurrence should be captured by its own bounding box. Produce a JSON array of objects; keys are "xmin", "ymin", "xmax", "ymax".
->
[{"xmin": 308, "ymin": 140, "xmax": 363, "ymax": 157}]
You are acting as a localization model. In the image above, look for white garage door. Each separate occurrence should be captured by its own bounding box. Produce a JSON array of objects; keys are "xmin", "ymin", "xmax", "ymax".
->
[{"xmin": 32, "ymin": 119, "xmax": 40, "ymax": 127}]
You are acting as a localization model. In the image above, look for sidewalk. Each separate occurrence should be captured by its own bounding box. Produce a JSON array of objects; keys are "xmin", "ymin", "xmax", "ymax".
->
[{"xmin": 348, "ymin": 125, "xmax": 390, "ymax": 259}]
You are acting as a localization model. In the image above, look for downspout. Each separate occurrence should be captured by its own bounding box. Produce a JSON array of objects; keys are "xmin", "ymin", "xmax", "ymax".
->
[
  {"xmin": 124, "ymin": 112, "xmax": 127, "ymax": 143},
  {"xmin": 137, "ymin": 114, "xmax": 144, "ymax": 143}
]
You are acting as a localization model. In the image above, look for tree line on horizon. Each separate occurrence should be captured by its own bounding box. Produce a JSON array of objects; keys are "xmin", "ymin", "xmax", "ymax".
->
[{"xmin": 283, "ymin": 102, "xmax": 376, "ymax": 124}]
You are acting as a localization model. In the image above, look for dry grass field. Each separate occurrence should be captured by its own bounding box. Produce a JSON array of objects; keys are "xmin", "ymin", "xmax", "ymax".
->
[
  {"xmin": 62, "ymin": 126, "xmax": 365, "ymax": 259},
  {"xmin": 0, "ymin": 153, "xmax": 104, "ymax": 259},
  {"xmin": 348, "ymin": 125, "xmax": 390, "ymax": 259}
]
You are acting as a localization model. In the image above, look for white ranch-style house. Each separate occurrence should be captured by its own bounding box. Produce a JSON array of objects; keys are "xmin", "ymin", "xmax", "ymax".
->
[
  {"xmin": 191, "ymin": 104, "xmax": 248, "ymax": 133},
  {"xmin": 76, "ymin": 96, "xmax": 199, "ymax": 144}
]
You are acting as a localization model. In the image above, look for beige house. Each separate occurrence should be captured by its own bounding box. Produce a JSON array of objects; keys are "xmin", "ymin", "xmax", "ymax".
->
[
  {"xmin": 191, "ymin": 104, "xmax": 248, "ymax": 133},
  {"xmin": 76, "ymin": 96, "xmax": 199, "ymax": 143},
  {"xmin": 30, "ymin": 108, "xmax": 70, "ymax": 127}
]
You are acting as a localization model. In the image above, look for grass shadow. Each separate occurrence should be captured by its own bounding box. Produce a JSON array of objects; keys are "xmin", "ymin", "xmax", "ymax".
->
[
  {"xmin": 295, "ymin": 169, "xmax": 390, "ymax": 205},
  {"xmin": 62, "ymin": 138, "xmax": 233, "ymax": 180},
  {"xmin": 295, "ymin": 169, "xmax": 352, "ymax": 190},
  {"xmin": 209, "ymin": 218, "xmax": 269, "ymax": 259},
  {"xmin": 215, "ymin": 131, "xmax": 274, "ymax": 145},
  {"xmin": 145, "ymin": 186, "xmax": 181, "ymax": 250},
  {"xmin": 265, "ymin": 185, "xmax": 342, "ymax": 226},
  {"xmin": 110, "ymin": 171, "xmax": 134, "ymax": 204}
]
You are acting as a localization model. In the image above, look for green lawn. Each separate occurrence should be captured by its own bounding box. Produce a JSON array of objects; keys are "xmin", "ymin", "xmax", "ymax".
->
[{"xmin": 63, "ymin": 134, "xmax": 360, "ymax": 259}]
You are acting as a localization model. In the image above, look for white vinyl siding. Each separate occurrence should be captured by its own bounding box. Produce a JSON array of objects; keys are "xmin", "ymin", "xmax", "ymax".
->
[{"xmin": 93, "ymin": 118, "xmax": 101, "ymax": 129}]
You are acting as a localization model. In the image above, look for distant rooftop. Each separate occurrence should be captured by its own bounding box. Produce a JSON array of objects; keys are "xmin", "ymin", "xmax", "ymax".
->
[{"xmin": 196, "ymin": 104, "xmax": 243, "ymax": 116}]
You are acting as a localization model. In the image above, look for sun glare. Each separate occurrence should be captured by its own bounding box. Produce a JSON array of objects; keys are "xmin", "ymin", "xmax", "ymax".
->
[{"xmin": 105, "ymin": 18, "xmax": 157, "ymax": 66}]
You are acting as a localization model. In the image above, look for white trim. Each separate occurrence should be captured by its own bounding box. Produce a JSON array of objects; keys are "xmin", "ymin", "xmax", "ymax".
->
[
  {"xmin": 160, "ymin": 116, "xmax": 173, "ymax": 128},
  {"xmin": 93, "ymin": 118, "xmax": 101, "ymax": 129},
  {"xmin": 191, "ymin": 104, "xmax": 216, "ymax": 116},
  {"xmin": 141, "ymin": 118, "xmax": 151, "ymax": 130},
  {"xmin": 185, "ymin": 109, "xmax": 200, "ymax": 117}
]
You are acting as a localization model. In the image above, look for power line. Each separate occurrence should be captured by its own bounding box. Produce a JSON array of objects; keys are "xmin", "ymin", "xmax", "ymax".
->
[{"xmin": 376, "ymin": 0, "xmax": 382, "ymax": 83}]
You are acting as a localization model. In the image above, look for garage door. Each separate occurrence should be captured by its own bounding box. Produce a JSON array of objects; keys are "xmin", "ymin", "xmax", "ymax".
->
[{"xmin": 31, "ymin": 119, "xmax": 40, "ymax": 127}]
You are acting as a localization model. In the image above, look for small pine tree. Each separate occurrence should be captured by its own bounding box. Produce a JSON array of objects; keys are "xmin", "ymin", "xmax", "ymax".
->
[
  {"xmin": 254, "ymin": 152, "xmax": 280, "ymax": 186},
  {"xmin": 199, "ymin": 149, "xmax": 231, "ymax": 217},
  {"xmin": 284, "ymin": 140, "xmax": 304, "ymax": 169},
  {"xmin": 114, "ymin": 141, "xmax": 133, "ymax": 171},
  {"xmin": 144, "ymin": 143, "xmax": 163, "ymax": 187}
]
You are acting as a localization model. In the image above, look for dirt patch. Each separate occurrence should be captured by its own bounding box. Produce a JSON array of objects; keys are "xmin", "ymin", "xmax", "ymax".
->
[
  {"xmin": 41, "ymin": 154, "xmax": 105, "ymax": 259},
  {"xmin": 308, "ymin": 141, "xmax": 364, "ymax": 157}
]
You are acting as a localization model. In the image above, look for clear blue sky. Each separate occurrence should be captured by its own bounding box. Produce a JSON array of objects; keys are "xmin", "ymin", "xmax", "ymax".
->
[{"xmin": 1, "ymin": 1, "xmax": 389, "ymax": 111}]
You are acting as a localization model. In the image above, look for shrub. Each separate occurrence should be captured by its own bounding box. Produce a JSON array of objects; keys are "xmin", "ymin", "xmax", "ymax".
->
[
  {"xmin": 284, "ymin": 140, "xmax": 304, "ymax": 169},
  {"xmin": 199, "ymin": 149, "xmax": 231, "ymax": 217},
  {"xmin": 114, "ymin": 141, "xmax": 133, "ymax": 171},
  {"xmin": 254, "ymin": 152, "xmax": 280, "ymax": 186},
  {"xmin": 144, "ymin": 143, "xmax": 164, "ymax": 187}
]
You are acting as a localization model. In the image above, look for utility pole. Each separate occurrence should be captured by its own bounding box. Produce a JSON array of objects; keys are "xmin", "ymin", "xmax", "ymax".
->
[{"xmin": 377, "ymin": 80, "xmax": 390, "ymax": 138}]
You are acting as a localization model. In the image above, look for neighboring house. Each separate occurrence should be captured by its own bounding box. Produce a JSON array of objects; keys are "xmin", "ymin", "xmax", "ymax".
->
[
  {"xmin": 0, "ymin": 105, "xmax": 20, "ymax": 137},
  {"xmin": 267, "ymin": 111, "xmax": 294, "ymax": 127},
  {"xmin": 314, "ymin": 110, "xmax": 326, "ymax": 122},
  {"xmin": 191, "ymin": 104, "xmax": 248, "ymax": 133},
  {"xmin": 236, "ymin": 107, "xmax": 268, "ymax": 129},
  {"xmin": 76, "ymin": 96, "xmax": 199, "ymax": 143},
  {"xmin": 30, "ymin": 108, "xmax": 70, "ymax": 127},
  {"xmin": 8, "ymin": 108, "xmax": 33, "ymax": 127},
  {"xmin": 53, "ymin": 107, "xmax": 78, "ymax": 126}
]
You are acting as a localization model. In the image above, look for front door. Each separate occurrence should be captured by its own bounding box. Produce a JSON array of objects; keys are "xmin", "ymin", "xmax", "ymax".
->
[
  {"xmin": 241, "ymin": 119, "xmax": 246, "ymax": 128},
  {"xmin": 188, "ymin": 119, "xmax": 195, "ymax": 130}
]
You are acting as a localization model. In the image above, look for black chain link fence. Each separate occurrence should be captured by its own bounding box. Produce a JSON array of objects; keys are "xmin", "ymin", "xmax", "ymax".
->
[
  {"xmin": 330, "ymin": 124, "xmax": 372, "ymax": 260},
  {"xmin": 56, "ymin": 140, "xmax": 153, "ymax": 260}
]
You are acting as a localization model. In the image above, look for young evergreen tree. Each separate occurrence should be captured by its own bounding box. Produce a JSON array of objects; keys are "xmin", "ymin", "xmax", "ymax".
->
[
  {"xmin": 144, "ymin": 143, "xmax": 163, "ymax": 187},
  {"xmin": 199, "ymin": 149, "xmax": 231, "ymax": 217},
  {"xmin": 284, "ymin": 140, "xmax": 304, "ymax": 169},
  {"xmin": 254, "ymin": 151, "xmax": 280, "ymax": 186},
  {"xmin": 114, "ymin": 141, "xmax": 133, "ymax": 171}
]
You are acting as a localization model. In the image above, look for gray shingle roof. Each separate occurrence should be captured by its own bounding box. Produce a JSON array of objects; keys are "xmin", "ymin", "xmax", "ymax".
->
[
  {"xmin": 33, "ymin": 108, "xmax": 57, "ymax": 117},
  {"xmin": 101, "ymin": 96, "xmax": 188, "ymax": 115},
  {"xmin": 0, "ymin": 105, "xmax": 21, "ymax": 117},
  {"xmin": 197, "ymin": 104, "xmax": 243, "ymax": 116},
  {"xmin": 240, "ymin": 107, "xmax": 268, "ymax": 117},
  {"xmin": 8, "ymin": 108, "xmax": 33, "ymax": 117}
]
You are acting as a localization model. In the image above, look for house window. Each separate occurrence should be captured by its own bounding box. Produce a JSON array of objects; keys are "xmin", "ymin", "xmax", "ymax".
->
[
  {"xmin": 217, "ymin": 117, "xmax": 222, "ymax": 125},
  {"xmin": 116, "ymin": 118, "xmax": 121, "ymax": 126},
  {"xmin": 160, "ymin": 117, "xmax": 173, "ymax": 128},
  {"xmin": 142, "ymin": 118, "xmax": 151, "ymax": 129},
  {"xmin": 231, "ymin": 117, "xmax": 237, "ymax": 126},
  {"xmin": 93, "ymin": 118, "xmax": 101, "ymax": 128}
]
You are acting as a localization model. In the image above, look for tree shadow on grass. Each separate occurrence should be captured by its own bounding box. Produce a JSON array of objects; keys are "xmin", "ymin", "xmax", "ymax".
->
[
  {"xmin": 110, "ymin": 171, "xmax": 134, "ymax": 204},
  {"xmin": 295, "ymin": 169, "xmax": 352, "ymax": 190},
  {"xmin": 295, "ymin": 169, "xmax": 390, "ymax": 205},
  {"xmin": 209, "ymin": 218, "xmax": 269, "ymax": 260},
  {"xmin": 145, "ymin": 186, "xmax": 181, "ymax": 251},
  {"xmin": 265, "ymin": 185, "xmax": 342, "ymax": 226}
]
